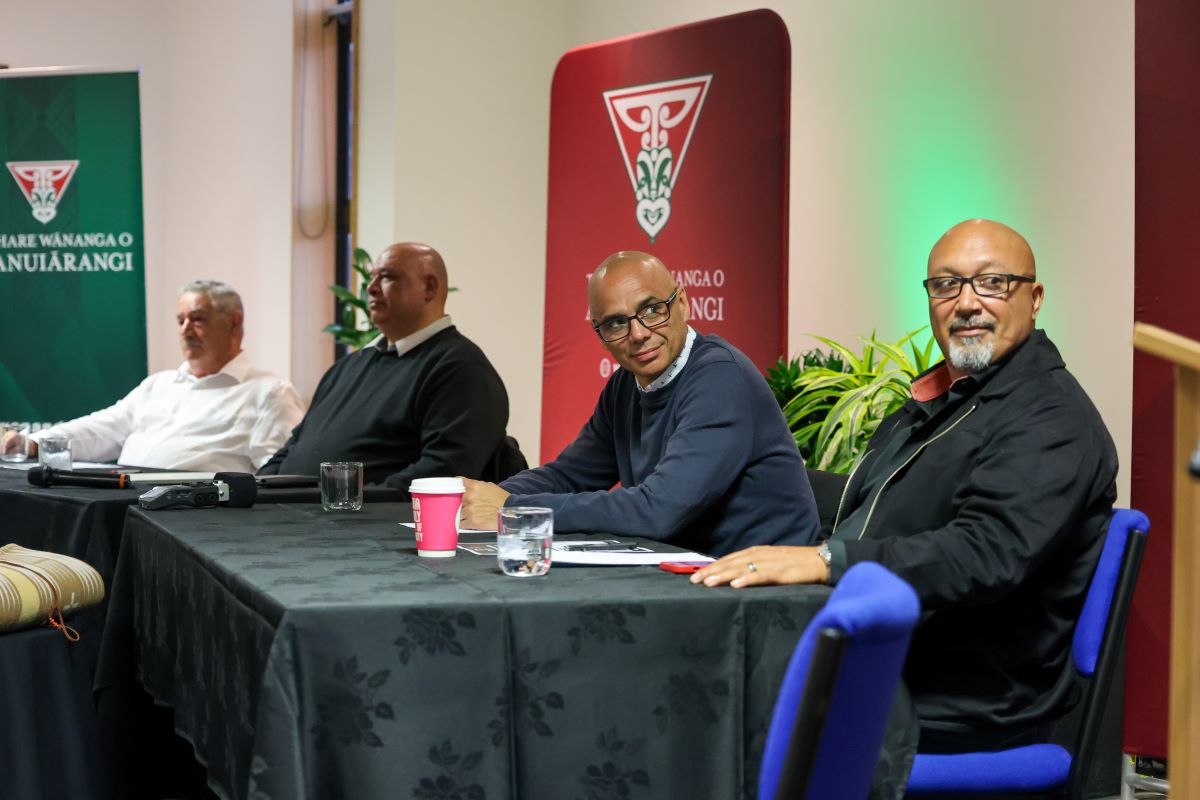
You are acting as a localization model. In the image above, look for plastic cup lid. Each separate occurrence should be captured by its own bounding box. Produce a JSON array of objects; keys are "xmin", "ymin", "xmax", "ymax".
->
[{"xmin": 409, "ymin": 477, "xmax": 465, "ymax": 494}]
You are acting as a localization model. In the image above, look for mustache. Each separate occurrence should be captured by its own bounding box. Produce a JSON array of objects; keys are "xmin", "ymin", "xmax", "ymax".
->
[
  {"xmin": 182, "ymin": 338, "xmax": 203, "ymax": 348},
  {"xmin": 950, "ymin": 315, "xmax": 995, "ymax": 333}
]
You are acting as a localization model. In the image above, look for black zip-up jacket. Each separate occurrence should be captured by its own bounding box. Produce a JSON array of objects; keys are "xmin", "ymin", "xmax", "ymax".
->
[{"xmin": 824, "ymin": 329, "xmax": 1118, "ymax": 735}]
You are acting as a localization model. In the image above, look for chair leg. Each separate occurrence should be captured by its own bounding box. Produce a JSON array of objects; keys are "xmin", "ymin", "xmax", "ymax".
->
[{"xmin": 1121, "ymin": 754, "xmax": 1136, "ymax": 800}]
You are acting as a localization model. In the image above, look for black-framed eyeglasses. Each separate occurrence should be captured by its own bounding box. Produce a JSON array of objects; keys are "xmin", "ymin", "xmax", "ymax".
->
[
  {"xmin": 923, "ymin": 273, "xmax": 1036, "ymax": 299},
  {"xmin": 592, "ymin": 288, "xmax": 680, "ymax": 342}
]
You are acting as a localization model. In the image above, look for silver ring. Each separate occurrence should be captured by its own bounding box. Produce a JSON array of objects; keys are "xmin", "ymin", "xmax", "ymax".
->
[{"xmin": 747, "ymin": 562, "xmax": 758, "ymax": 573}]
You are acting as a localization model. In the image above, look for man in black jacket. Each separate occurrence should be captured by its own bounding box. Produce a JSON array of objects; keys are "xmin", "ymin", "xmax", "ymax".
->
[
  {"xmin": 695, "ymin": 219, "xmax": 1118, "ymax": 753},
  {"xmin": 259, "ymin": 242, "xmax": 520, "ymax": 488}
]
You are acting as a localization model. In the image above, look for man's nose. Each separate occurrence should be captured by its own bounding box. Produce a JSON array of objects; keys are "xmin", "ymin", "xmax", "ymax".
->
[
  {"xmin": 627, "ymin": 317, "xmax": 652, "ymax": 343},
  {"xmin": 367, "ymin": 275, "xmax": 382, "ymax": 294},
  {"xmin": 954, "ymin": 281, "xmax": 983, "ymax": 314}
]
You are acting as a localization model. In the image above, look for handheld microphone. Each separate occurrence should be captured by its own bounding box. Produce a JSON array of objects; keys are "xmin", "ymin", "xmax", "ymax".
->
[{"xmin": 28, "ymin": 466, "xmax": 131, "ymax": 489}]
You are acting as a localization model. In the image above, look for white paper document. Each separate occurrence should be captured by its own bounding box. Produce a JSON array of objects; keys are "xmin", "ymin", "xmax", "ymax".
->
[
  {"xmin": 0, "ymin": 460, "xmax": 122, "ymax": 471},
  {"xmin": 551, "ymin": 546, "xmax": 713, "ymax": 567}
]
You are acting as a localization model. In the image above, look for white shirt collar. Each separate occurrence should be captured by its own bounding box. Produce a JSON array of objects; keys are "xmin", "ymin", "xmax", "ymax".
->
[
  {"xmin": 638, "ymin": 326, "xmax": 697, "ymax": 394},
  {"xmin": 369, "ymin": 315, "xmax": 454, "ymax": 357},
  {"xmin": 175, "ymin": 350, "xmax": 250, "ymax": 383}
]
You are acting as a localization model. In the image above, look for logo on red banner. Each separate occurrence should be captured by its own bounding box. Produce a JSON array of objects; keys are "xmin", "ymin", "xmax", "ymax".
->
[
  {"xmin": 603, "ymin": 75, "xmax": 712, "ymax": 243},
  {"xmin": 6, "ymin": 160, "xmax": 79, "ymax": 225}
]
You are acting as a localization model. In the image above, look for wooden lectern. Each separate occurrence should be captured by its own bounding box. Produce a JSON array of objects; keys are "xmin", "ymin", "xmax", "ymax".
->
[{"xmin": 1132, "ymin": 322, "xmax": 1200, "ymax": 795}]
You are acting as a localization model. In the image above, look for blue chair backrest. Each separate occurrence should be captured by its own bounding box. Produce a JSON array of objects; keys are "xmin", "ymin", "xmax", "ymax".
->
[
  {"xmin": 759, "ymin": 562, "xmax": 920, "ymax": 800},
  {"xmin": 1072, "ymin": 508, "xmax": 1151, "ymax": 677}
]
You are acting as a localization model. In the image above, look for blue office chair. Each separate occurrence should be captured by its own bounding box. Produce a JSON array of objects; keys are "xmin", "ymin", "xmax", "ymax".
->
[
  {"xmin": 758, "ymin": 561, "xmax": 920, "ymax": 800},
  {"xmin": 906, "ymin": 508, "xmax": 1150, "ymax": 799}
]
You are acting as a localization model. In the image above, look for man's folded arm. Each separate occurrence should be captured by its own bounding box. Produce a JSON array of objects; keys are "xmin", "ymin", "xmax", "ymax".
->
[
  {"xmin": 831, "ymin": 399, "xmax": 1114, "ymax": 608},
  {"xmin": 498, "ymin": 394, "xmax": 620, "ymax": 496},
  {"xmin": 506, "ymin": 365, "xmax": 753, "ymax": 538}
]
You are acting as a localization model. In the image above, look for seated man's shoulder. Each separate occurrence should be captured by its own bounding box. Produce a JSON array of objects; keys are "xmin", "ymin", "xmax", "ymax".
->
[{"xmin": 686, "ymin": 334, "xmax": 768, "ymax": 388}]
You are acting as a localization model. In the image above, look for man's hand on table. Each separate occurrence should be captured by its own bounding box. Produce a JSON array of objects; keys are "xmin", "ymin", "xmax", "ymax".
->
[
  {"xmin": 459, "ymin": 477, "xmax": 510, "ymax": 531},
  {"xmin": 691, "ymin": 545, "xmax": 830, "ymax": 588},
  {"xmin": 1, "ymin": 431, "xmax": 35, "ymax": 458}
]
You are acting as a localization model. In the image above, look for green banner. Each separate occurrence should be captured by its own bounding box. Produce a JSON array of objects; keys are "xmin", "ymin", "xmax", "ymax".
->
[{"xmin": 0, "ymin": 69, "xmax": 147, "ymax": 424}]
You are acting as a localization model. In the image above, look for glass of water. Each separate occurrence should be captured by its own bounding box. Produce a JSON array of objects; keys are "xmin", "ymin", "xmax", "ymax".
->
[
  {"xmin": 497, "ymin": 506, "xmax": 553, "ymax": 577},
  {"xmin": 1, "ymin": 423, "xmax": 33, "ymax": 463},
  {"xmin": 38, "ymin": 436, "xmax": 72, "ymax": 470},
  {"xmin": 320, "ymin": 461, "xmax": 364, "ymax": 511}
]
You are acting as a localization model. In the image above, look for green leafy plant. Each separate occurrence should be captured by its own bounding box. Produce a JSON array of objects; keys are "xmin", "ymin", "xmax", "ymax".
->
[
  {"xmin": 323, "ymin": 247, "xmax": 459, "ymax": 350},
  {"xmin": 324, "ymin": 247, "xmax": 380, "ymax": 350},
  {"xmin": 766, "ymin": 348, "xmax": 847, "ymax": 409},
  {"xmin": 775, "ymin": 328, "xmax": 942, "ymax": 474}
]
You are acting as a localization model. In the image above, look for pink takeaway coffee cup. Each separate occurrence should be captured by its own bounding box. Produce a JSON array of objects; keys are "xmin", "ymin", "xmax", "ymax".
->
[{"xmin": 409, "ymin": 477, "xmax": 465, "ymax": 558}]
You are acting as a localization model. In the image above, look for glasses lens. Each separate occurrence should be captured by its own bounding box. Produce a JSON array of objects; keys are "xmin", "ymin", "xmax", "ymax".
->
[
  {"xmin": 926, "ymin": 277, "xmax": 961, "ymax": 298},
  {"xmin": 638, "ymin": 302, "xmax": 670, "ymax": 327},
  {"xmin": 598, "ymin": 320, "xmax": 630, "ymax": 341},
  {"xmin": 972, "ymin": 274, "xmax": 1010, "ymax": 296}
]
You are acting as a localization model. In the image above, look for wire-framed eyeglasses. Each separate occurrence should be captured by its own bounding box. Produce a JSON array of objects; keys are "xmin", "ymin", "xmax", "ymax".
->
[
  {"xmin": 923, "ymin": 273, "xmax": 1036, "ymax": 299},
  {"xmin": 592, "ymin": 288, "xmax": 680, "ymax": 342}
]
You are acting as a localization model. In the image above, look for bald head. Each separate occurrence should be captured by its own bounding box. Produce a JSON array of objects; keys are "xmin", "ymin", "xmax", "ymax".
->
[
  {"xmin": 928, "ymin": 219, "xmax": 1036, "ymax": 280},
  {"xmin": 367, "ymin": 242, "xmax": 450, "ymax": 342},
  {"xmin": 588, "ymin": 251, "xmax": 672, "ymax": 309},
  {"xmin": 588, "ymin": 251, "xmax": 690, "ymax": 387}
]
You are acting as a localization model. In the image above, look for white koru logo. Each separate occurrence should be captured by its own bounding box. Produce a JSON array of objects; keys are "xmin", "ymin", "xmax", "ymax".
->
[
  {"xmin": 6, "ymin": 160, "xmax": 80, "ymax": 225},
  {"xmin": 603, "ymin": 74, "xmax": 712, "ymax": 243}
]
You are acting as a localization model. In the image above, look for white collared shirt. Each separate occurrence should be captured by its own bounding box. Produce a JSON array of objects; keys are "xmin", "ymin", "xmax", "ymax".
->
[
  {"xmin": 367, "ymin": 315, "xmax": 455, "ymax": 357},
  {"xmin": 31, "ymin": 351, "xmax": 306, "ymax": 472},
  {"xmin": 638, "ymin": 326, "xmax": 698, "ymax": 394}
]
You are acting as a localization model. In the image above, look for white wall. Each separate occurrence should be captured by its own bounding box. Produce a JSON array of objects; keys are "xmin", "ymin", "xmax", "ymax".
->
[
  {"xmin": 359, "ymin": 0, "xmax": 1134, "ymax": 503},
  {"xmin": 2, "ymin": 0, "xmax": 307, "ymax": 393}
]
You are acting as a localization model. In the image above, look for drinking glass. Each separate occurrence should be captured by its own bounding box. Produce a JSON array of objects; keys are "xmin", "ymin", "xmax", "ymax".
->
[
  {"xmin": 320, "ymin": 462, "xmax": 364, "ymax": 511},
  {"xmin": 497, "ymin": 506, "xmax": 553, "ymax": 577},
  {"xmin": 1, "ymin": 423, "xmax": 33, "ymax": 463},
  {"xmin": 38, "ymin": 437, "xmax": 72, "ymax": 470}
]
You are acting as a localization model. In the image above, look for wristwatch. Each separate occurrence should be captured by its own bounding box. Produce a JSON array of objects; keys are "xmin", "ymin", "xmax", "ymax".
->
[{"xmin": 816, "ymin": 542, "xmax": 832, "ymax": 567}]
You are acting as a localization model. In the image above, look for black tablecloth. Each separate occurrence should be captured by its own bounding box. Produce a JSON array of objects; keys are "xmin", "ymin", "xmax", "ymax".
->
[{"xmin": 96, "ymin": 502, "xmax": 829, "ymax": 800}]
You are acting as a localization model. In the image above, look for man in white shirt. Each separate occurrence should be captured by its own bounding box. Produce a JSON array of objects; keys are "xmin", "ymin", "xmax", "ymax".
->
[{"xmin": 1, "ymin": 280, "xmax": 305, "ymax": 472}]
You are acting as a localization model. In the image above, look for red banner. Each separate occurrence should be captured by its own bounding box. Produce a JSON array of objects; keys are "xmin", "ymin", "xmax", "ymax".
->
[{"xmin": 541, "ymin": 10, "xmax": 791, "ymax": 463}]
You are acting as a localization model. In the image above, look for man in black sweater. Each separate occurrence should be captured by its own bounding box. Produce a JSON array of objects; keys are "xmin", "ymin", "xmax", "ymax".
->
[
  {"xmin": 460, "ymin": 251, "xmax": 820, "ymax": 557},
  {"xmin": 695, "ymin": 220, "xmax": 1118, "ymax": 767},
  {"xmin": 259, "ymin": 243, "xmax": 515, "ymax": 488}
]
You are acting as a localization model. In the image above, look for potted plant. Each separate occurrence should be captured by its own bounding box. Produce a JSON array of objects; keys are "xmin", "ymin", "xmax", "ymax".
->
[{"xmin": 770, "ymin": 329, "xmax": 942, "ymax": 473}]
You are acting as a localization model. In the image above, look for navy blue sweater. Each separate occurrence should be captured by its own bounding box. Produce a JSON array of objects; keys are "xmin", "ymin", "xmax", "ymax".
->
[{"xmin": 501, "ymin": 333, "xmax": 819, "ymax": 556}]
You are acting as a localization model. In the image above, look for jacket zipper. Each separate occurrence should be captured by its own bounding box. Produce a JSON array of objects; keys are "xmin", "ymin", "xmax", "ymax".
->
[
  {"xmin": 837, "ymin": 402, "xmax": 979, "ymax": 540},
  {"xmin": 831, "ymin": 449, "xmax": 871, "ymax": 532}
]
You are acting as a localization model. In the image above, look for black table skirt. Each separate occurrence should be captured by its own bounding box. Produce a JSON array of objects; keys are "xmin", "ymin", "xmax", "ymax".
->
[
  {"xmin": 0, "ymin": 617, "xmax": 111, "ymax": 800},
  {"xmin": 96, "ymin": 501, "xmax": 829, "ymax": 800}
]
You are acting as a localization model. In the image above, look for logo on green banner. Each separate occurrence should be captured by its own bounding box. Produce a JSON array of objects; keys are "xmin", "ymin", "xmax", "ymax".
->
[{"xmin": 6, "ymin": 160, "xmax": 79, "ymax": 224}]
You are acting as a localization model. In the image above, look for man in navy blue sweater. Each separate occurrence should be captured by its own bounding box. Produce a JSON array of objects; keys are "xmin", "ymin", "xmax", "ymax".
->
[{"xmin": 461, "ymin": 251, "xmax": 819, "ymax": 557}]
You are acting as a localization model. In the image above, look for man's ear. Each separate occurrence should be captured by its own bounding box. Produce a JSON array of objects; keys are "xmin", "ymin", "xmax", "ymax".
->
[
  {"xmin": 677, "ymin": 287, "xmax": 690, "ymax": 324},
  {"xmin": 1030, "ymin": 282, "xmax": 1044, "ymax": 322},
  {"xmin": 230, "ymin": 309, "xmax": 245, "ymax": 335}
]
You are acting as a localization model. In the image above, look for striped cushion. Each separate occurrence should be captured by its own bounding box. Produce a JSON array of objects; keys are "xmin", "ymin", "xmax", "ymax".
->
[{"xmin": 0, "ymin": 544, "xmax": 105, "ymax": 634}]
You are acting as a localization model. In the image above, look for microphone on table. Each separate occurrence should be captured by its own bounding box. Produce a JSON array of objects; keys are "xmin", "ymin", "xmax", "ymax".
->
[{"xmin": 28, "ymin": 466, "xmax": 132, "ymax": 489}]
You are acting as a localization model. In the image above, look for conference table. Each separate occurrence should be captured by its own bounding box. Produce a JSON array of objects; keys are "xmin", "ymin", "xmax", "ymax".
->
[{"xmin": 93, "ymin": 499, "xmax": 830, "ymax": 800}]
